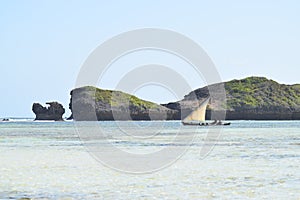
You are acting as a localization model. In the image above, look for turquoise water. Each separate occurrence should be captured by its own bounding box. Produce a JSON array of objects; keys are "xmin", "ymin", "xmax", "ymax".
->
[{"xmin": 0, "ymin": 121, "xmax": 299, "ymax": 199}]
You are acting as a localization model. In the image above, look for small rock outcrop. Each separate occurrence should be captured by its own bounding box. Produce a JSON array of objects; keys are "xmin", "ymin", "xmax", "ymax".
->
[{"xmin": 32, "ymin": 102, "xmax": 65, "ymax": 121}]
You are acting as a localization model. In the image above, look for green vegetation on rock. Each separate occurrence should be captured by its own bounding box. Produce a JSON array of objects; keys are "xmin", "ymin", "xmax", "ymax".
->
[
  {"xmin": 78, "ymin": 86, "xmax": 160, "ymax": 109},
  {"xmin": 69, "ymin": 86, "xmax": 169, "ymax": 120},
  {"xmin": 224, "ymin": 77, "xmax": 300, "ymax": 111},
  {"xmin": 70, "ymin": 77, "xmax": 300, "ymax": 120}
]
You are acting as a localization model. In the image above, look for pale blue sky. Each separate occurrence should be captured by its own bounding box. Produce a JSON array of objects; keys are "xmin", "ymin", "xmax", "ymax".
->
[{"xmin": 1, "ymin": 0, "xmax": 299, "ymax": 117}]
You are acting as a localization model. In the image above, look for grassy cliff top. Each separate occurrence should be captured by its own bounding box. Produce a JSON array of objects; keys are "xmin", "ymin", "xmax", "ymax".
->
[
  {"xmin": 71, "ymin": 86, "xmax": 161, "ymax": 109},
  {"xmin": 174, "ymin": 76, "xmax": 300, "ymax": 112},
  {"xmin": 72, "ymin": 77, "xmax": 300, "ymax": 113},
  {"xmin": 224, "ymin": 76, "xmax": 300, "ymax": 111}
]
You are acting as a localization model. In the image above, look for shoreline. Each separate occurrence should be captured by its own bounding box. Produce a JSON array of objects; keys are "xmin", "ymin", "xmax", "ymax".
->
[{"xmin": 1, "ymin": 118, "xmax": 300, "ymax": 122}]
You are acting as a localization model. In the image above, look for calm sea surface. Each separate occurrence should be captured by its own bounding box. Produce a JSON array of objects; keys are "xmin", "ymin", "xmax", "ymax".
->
[{"xmin": 0, "ymin": 121, "xmax": 299, "ymax": 199}]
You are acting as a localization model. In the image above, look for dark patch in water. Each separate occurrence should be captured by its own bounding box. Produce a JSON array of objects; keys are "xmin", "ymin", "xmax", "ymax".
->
[{"xmin": 290, "ymin": 143, "xmax": 300, "ymax": 146}]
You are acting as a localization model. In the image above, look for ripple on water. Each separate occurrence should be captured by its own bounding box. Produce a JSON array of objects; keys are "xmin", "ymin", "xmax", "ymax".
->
[{"xmin": 1, "ymin": 121, "xmax": 300, "ymax": 199}]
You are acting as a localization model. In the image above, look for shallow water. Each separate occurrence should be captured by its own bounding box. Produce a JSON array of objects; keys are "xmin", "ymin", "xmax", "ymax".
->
[{"xmin": 0, "ymin": 121, "xmax": 299, "ymax": 199}]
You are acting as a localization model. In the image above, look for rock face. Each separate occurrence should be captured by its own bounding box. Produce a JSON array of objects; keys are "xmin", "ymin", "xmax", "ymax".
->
[
  {"xmin": 69, "ymin": 86, "xmax": 177, "ymax": 121},
  {"xmin": 164, "ymin": 77, "xmax": 300, "ymax": 120},
  {"xmin": 32, "ymin": 102, "xmax": 65, "ymax": 121},
  {"xmin": 68, "ymin": 77, "xmax": 300, "ymax": 121}
]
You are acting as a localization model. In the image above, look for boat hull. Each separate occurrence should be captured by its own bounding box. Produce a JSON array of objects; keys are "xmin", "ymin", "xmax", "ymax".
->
[{"xmin": 182, "ymin": 122, "xmax": 231, "ymax": 126}]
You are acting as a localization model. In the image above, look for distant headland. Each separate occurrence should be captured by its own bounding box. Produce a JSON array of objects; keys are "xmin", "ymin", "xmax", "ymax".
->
[
  {"xmin": 163, "ymin": 76, "xmax": 300, "ymax": 120},
  {"xmin": 32, "ymin": 76, "xmax": 300, "ymax": 121}
]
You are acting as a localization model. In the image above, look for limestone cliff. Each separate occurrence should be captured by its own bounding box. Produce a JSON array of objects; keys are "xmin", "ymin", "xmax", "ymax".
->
[
  {"xmin": 68, "ymin": 77, "xmax": 300, "ymax": 121},
  {"xmin": 164, "ymin": 77, "xmax": 300, "ymax": 120},
  {"xmin": 69, "ymin": 86, "xmax": 177, "ymax": 121}
]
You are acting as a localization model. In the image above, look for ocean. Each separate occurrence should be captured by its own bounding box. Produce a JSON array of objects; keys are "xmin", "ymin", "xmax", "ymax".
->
[{"xmin": 0, "ymin": 121, "xmax": 299, "ymax": 199}]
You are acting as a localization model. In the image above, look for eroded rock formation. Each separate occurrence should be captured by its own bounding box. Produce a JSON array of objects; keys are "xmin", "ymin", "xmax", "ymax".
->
[
  {"xmin": 68, "ymin": 77, "xmax": 300, "ymax": 121},
  {"xmin": 164, "ymin": 77, "xmax": 300, "ymax": 120},
  {"xmin": 32, "ymin": 102, "xmax": 65, "ymax": 121},
  {"xmin": 68, "ymin": 86, "xmax": 177, "ymax": 121}
]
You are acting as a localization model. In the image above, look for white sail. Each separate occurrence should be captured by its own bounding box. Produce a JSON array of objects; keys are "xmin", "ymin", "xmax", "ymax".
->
[{"xmin": 183, "ymin": 97, "xmax": 210, "ymax": 122}]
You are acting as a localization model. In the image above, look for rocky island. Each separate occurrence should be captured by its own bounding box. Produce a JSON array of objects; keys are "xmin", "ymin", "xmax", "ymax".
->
[
  {"xmin": 164, "ymin": 77, "xmax": 300, "ymax": 120},
  {"xmin": 32, "ymin": 102, "xmax": 65, "ymax": 121},
  {"xmin": 69, "ymin": 86, "xmax": 177, "ymax": 121},
  {"xmin": 68, "ymin": 77, "xmax": 300, "ymax": 121}
]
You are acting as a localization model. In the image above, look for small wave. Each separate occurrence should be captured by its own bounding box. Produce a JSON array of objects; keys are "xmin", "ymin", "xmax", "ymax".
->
[{"xmin": 1, "ymin": 118, "xmax": 34, "ymax": 122}]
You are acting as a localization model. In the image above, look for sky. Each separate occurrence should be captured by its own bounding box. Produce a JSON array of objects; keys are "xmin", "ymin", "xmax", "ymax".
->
[{"xmin": 0, "ymin": 0, "xmax": 300, "ymax": 117}]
